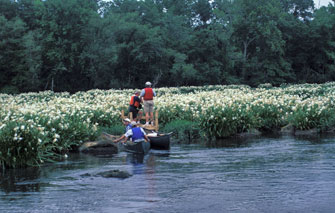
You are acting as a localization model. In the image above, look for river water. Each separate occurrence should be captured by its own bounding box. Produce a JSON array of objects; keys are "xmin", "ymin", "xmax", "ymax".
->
[{"xmin": 1, "ymin": 135, "xmax": 335, "ymax": 213}]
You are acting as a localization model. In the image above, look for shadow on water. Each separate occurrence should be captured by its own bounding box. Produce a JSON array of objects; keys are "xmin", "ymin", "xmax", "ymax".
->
[
  {"xmin": 294, "ymin": 133, "xmax": 335, "ymax": 144},
  {"xmin": 150, "ymin": 150, "xmax": 170, "ymax": 158},
  {"xmin": 204, "ymin": 132, "xmax": 335, "ymax": 148},
  {"xmin": 0, "ymin": 153, "xmax": 118, "ymax": 194},
  {"xmin": 204, "ymin": 133, "xmax": 274, "ymax": 148},
  {"xmin": 0, "ymin": 151, "xmax": 166, "ymax": 195},
  {"xmin": 0, "ymin": 167, "xmax": 41, "ymax": 194},
  {"xmin": 206, "ymin": 137, "xmax": 252, "ymax": 148}
]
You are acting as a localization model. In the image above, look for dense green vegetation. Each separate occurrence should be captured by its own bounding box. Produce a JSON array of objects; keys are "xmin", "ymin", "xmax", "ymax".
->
[
  {"xmin": 1, "ymin": 83, "xmax": 335, "ymax": 169},
  {"xmin": 1, "ymin": 0, "xmax": 335, "ymax": 93}
]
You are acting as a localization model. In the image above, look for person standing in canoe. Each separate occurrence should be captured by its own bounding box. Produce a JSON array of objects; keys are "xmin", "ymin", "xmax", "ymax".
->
[
  {"xmin": 113, "ymin": 121, "xmax": 150, "ymax": 143},
  {"xmin": 128, "ymin": 91, "xmax": 143, "ymax": 123},
  {"xmin": 140, "ymin": 81, "xmax": 156, "ymax": 125}
]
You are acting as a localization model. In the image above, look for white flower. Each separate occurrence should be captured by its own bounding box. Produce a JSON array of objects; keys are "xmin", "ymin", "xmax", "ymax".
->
[{"xmin": 0, "ymin": 124, "xmax": 5, "ymax": 130}]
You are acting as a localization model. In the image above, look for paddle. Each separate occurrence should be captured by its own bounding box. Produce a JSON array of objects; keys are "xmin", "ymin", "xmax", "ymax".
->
[{"xmin": 101, "ymin": 132, "xmax": 121, "ymax": 142}]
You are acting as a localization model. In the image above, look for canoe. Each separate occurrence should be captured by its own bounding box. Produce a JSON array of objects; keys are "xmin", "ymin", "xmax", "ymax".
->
[
  {"xmin": 147, "ymin": 133, "xmax": 171, "ymax": 150},
  {"xmin": 122, "ymin": 141, "xmax": 151, "ymax": 154},
  {"xmin": 101, "ymin": 132, "xmax": 150, "ymax": 154}
]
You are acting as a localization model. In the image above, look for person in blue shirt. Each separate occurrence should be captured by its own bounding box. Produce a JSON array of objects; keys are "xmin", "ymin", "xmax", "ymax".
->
[
  {"xmin": 123, "ymin": 118, "xmax": 133, "ymax": 133},
  {"xmin": 114, "ymin": 121, "xmax": 149, "ymax": 143},
  {"xmin": 124, "ymin": 121, "xmax": 150, "ymax": 143},
  {"xmin": 113, "ymin": 118, "xmax": 133, "ymax": 143}
]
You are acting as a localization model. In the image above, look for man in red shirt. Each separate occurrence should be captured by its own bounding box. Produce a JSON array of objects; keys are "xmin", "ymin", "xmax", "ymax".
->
[{"xmin": 140, "ymin": 81, "xmax": 156, "ymax": 125}]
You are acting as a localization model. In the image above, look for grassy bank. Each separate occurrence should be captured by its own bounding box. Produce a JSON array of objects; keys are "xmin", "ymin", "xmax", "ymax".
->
[{"xmin": 1, "ymin": 83, "xmax": 335, "ymax": 169}]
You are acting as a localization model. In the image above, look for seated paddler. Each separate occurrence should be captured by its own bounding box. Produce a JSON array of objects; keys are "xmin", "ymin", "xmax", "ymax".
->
[
  {"xmin": 113, "ymin": 121, "xmax": 149, "ymax": 144},
  {"xmin": 123, "ymin": 118, "xmax": 133, "ymax": 133}
]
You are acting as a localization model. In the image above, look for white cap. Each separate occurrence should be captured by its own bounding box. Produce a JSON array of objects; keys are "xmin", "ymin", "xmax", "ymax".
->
[
  {"xmin": 145, "ymin": 81, "xmax": 152, "ymax": 86},
  {"xmin": 130, "ymin": 121, "xmax": 137, "ymax": 126},
  {"xmin": 123, "ymin": 118, "xmax": 131, "ymax": 122}
]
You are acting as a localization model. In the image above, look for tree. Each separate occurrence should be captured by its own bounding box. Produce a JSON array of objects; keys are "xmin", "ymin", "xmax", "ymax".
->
[
  {"xmin": 231, "ymin": 0, "xmax": 293, "ymax": 86},
  {"xmin": 37, "ymin": 0, "xmax": 100, "ymax": 92},
  {"xmin": 307, "ymin": 3, "xmax": 335, "ymax": 82},
  {"xmin": 192, "ymin": 0, "xmax": 213, "ymax": 26},
  {"xmin": 279, "ymin": 0, "xmax": 315, "ymax": 21},
  {"xmin": 79, "ymin": 14, "xmax": 117, "ymax": 89},
  {"xmin": 112, "ymin": 16, "xmax": 166, "ymax": 88},
  {"xmin": 0, "ymin": 15, "xmax": 42, "ymax": 93},
  {"xmin": 0, "ymin": 0, "xmax": 17, "ymax": 20}
]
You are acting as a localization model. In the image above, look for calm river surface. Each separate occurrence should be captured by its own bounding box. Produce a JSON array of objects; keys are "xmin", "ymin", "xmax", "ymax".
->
[{"xmin": 1, "ymin": 135, "xmax": 335, "ymax": 213}]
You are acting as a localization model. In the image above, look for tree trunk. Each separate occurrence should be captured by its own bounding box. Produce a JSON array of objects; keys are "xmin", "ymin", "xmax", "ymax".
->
[
  {"xmin": 243, "ymin": 41, "xmax": 248, "ymax": 62},
  {"xmin": 153, "ymin": 69, "xmax": 162, "ymax": 87},
  {"xmin": 51, "ymin": 77, "xmax": 54, "ymax": 91}
]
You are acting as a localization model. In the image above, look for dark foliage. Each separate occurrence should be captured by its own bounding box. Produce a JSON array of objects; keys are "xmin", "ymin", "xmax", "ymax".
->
[{"xmin": 0, "ymin": 0, "xmax": 334, "ymax": 93}]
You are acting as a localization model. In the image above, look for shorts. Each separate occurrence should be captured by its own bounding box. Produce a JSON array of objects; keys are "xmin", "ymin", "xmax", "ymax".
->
[
  {"xmin": 128, "ymin": 106, "xmax": 139, "ymax": 118},
  {"xmin": 143, "ymin": 100, "xmax": 154, "ymax": 113}
]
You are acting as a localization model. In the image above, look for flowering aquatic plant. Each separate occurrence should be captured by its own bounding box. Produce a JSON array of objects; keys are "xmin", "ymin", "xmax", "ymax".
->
[{"xmin": 1, "ymin": 82, "xmax": 335, "ymax": 168}]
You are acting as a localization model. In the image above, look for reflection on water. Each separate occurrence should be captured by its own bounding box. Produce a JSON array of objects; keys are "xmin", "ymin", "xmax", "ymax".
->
[
  {"xmin": 126, "ymin": 153, "xmax": 145, "ymax": 175},
  {"xmin": 0, "ymin": 167, "xmax": 41, "ymax": 194},
  {"xmin": 206, "ymin": 132, "xmax": 333, "ymax": 148},
  {"xmin": 127, "ymin": 153, "xmax": 145, "ymax": 164},
  {"xmin": 1, "ymin": 134, "xmax": 335, "ymax": 213}
]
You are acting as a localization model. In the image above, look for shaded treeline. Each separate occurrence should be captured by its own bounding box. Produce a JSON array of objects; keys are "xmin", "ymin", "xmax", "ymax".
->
[{"xmin": 0, "ymin": 0, "xmax": 335, "ymax": 93}]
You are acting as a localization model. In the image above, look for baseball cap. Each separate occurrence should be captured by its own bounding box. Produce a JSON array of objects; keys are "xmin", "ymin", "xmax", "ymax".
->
[{"xmin": 123, "ymin": 118, "xmax": 131, "ymax": 122}]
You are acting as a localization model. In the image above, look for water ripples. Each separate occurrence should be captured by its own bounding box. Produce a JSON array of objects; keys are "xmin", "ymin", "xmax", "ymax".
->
[{"xmin": 1, "ymin": 135, "xmax": 335, "ymax": 212}]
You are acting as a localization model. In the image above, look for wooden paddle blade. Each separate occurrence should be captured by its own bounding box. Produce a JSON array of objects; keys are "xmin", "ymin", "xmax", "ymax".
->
[{"xmin": 101, "ymin": 132, "xmax": 119, "ymax": 141}]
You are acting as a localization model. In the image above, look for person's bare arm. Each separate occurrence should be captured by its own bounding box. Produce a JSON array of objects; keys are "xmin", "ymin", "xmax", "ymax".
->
[
  {"xmin": 113, "ymin": 135, "xmax": 125, "ymax": 143},
  {"xmin": 144, "ymin": 135, "xmax": 150, "ymax": 142},
  {"xmin": 123, "ymin": 137, "xmax": 128, "ymax": 143}
]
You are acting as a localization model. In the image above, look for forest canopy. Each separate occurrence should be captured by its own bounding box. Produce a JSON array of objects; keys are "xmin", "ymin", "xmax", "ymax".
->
[{"xmin": 0, "ymin": 0, "xmax": 335, "ymax": 93}]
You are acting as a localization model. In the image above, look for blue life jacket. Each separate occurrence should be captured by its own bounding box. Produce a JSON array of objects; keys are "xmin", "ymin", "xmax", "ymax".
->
[
  {"xmin": 125, "ymin": 124, "xmax": 132, "ymax": 133},
  {"xmin": 131, "ymin": 127, "xmax": 145, "ymax": 142}
]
